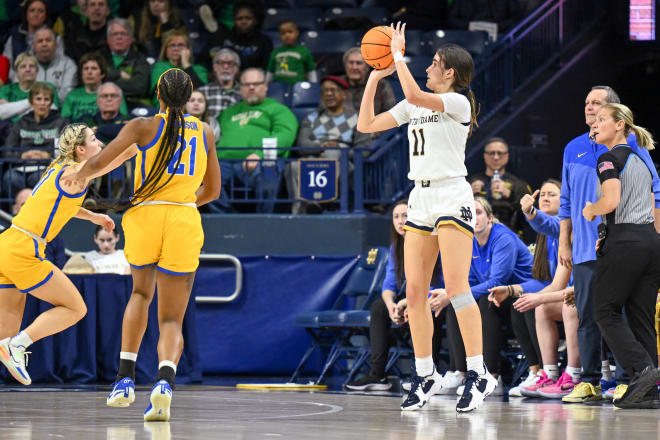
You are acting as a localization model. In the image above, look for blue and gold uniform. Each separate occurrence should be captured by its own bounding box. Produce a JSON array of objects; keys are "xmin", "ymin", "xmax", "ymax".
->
[
  {"xmin": 0, "ymin": 163, "xmax": 87, "ymax": 292},
  {"xmin": 123, "ymin": 112, "xmax": 208, "ymax": 274}
]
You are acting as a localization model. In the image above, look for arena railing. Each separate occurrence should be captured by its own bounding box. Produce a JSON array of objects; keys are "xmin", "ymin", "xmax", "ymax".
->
[
  {"xmin": 472, "ymin": 0, "xmax": 604, "ymax": 125},
  {"xmin": 0, "ymin": 137, "xmax": 412, "ymax": 214}
]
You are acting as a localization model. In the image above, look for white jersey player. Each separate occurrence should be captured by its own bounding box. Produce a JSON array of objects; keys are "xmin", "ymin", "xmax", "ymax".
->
[{"xmin": 357, "ymin": 22, "xmax": 497, "ymax": 414}]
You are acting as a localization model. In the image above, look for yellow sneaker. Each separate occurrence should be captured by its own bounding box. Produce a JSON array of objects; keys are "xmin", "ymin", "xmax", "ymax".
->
[
  {"xmin": 612, "ymin": 384, "xmax": 628, "ymax": 403},
  {"xmin": 561, "ymin": 382, "xmax": 603, "ymax": 403}
]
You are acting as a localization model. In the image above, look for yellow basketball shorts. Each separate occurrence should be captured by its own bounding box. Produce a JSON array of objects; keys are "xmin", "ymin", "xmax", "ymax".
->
[
  {"xmin": 0, "ymin": 228, "xmax": 53, "ymax": 293},
  {"xmin": 122, "ymin": 204, "xmax": 204, "ymax": 275}
]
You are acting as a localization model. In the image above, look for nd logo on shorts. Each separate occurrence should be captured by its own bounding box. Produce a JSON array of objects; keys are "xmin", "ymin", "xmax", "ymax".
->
[{"xmin": 459, "ymin": 206, "xmax": 473, "ymax": 223}]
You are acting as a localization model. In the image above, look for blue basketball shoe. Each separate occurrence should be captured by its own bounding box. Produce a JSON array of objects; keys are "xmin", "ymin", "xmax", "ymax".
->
[
  {"xmin": 107, "ymin": 377, "xmax": 135, "ymax": 407},
  {"xmin": 144, "ymin": 380, "xmax": 172, "ymax": 421}
]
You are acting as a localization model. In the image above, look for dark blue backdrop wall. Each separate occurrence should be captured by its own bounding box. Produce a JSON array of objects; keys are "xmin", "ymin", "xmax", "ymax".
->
[{"xmin": 0, "ymin": 256, "xmax": 359, "ymax": 384}]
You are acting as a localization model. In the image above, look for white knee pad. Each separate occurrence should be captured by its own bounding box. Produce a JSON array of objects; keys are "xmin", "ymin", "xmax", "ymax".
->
[{"xmin": 450, "ymin": 291, "xmax": 476, "ymax": 312}]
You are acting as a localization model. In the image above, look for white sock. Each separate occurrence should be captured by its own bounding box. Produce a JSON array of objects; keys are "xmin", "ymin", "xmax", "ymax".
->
[
  {"xmin": 120, "ymin": 351, "xmax": 137, "ymax": 361},
  {"xmin": 415, "ymin": 356, "xmax": 434, "ymax": 377},
  {"xmin": 601, "ymin": 360, "xmax": 613, "ymax": 381},
  {"xmin": 159, "ymin": 360, "xmax": 177, "ymax": 373},
  {"xmin": 10, "ymin": 331, "xmax": 33, "ymax": 350},
  {"xmin": 543, "ymin": 364, "xmax": 559, "ymax": 380},
  {"xmin": 466, "ymin": 355, "xmax": 486, "ymax": 375},
  {"xmin": 566, "ymin": 366, "xmax": 581, "ymax": 383}
]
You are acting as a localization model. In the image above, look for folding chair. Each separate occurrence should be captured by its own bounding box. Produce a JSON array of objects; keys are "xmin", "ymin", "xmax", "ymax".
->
[{"xmin": 289, "ymin": 247, "xmax": 388, "ymax": 384}]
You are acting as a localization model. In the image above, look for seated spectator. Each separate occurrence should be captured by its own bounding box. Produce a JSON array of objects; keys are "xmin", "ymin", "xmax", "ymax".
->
[
  {"xmin": 0, "ymin": 54, "xmax": 60, "ymax": 124},
  {"xmin": 23, "ymin": 26, "xmax": 77, "ymax": 102},
  {"xmin": 12, "ymin": 187, "xmax": 66, "ymax": 269},
  {"xmin": 80, "ymin": 225, "xmax": 130, "ymax": 274},
  {"xmin": 198, "ymin": 48, "xmax": 242, "ymax": 120},
  {"xmin": 3, "ymin": 0, "xmax": 64, "ymax": 66},
  {"xmin": 186, "ymin": 90, "xmax": 220, "ymax": 141},
  {"xmin": 286, "ymin": 75, "xmax": 370, "ymax": 214},
  {"xmin": 149, "ymin": 30, "xmax": 207, "ymax": 106},
  {"xmin": 488, "ymin": 179, "xmax": 581, "ymax": 399},
  {"xmin": 63, "ymin": 0, "xmax": 110, "ymax": 63},
  {"xmin": 99, "ymin": 18, "xmax": 150, "ymax": 109},
  {"xmin": 132, "ymin": 0, "xmax": 184, "ymax": 60},
  {"xmin": 212, "ymin": 67, "xmax": 298, "ymax": 213},
  {"xmin": 2, "ymin": 82, "xmax": 67, "ymax": 197},
  {"xmin": 469, "ymin": 137, "xmax": 531, "ymax": 234},
  {"xmin": 62, "ymin": 52, "xmax": 128, "ymax": 123},
  {"xmin": 345, "ymin": 200, "xmax": 452, "ymax": 392},
  {"xmin": 266, "ymin": 19, "xmax": 316, "ymax": 86},
  {"xmin": 446, "ymin": 197, "xmax": 534, "ymax": 396},
  {"xmin": 447, "ymin": 0, "xmax": 523, "ymax": 35},
  {"xmin": 87, "ymin": 81, "xmax": 128, "ymax": 142},
  {"xmin": 341, "ymin": 47, "xmax": 396, "ymax": 116},
  {"xmin": 214, "ymin": 1, "xmax": 273, "ymax": 70}
]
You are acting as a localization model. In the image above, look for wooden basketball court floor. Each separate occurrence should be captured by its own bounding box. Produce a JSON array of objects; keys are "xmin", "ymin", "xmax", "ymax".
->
[{"xmin": 1, "ymin": 385, "xmax": 659, "ymax": 439}]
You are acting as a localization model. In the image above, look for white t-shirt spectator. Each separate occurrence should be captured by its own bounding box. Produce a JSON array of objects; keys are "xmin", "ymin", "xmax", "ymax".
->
[{"xmin": 83, "ymin": 250, "xmax": 130, "ymax": 274}]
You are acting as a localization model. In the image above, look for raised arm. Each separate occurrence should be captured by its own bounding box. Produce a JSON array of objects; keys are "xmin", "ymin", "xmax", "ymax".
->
[
  {"xmin": 74, "ymin": 118, "xmax": 150, "ymax": 184},
  {"xmin": 356, "ymin": 67, "xmax": 398, "ymax": 134}
]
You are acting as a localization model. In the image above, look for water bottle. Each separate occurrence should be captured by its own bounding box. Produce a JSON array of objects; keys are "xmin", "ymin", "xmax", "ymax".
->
[{"xmin": 491, "ymin": 169, "xmax": 502, "ymax": 200}]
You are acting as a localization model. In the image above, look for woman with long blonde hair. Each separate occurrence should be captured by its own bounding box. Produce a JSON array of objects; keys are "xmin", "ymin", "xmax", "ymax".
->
[
  {"xmin": 0, "ymin": 123, "xmax": 116, "ymax": 386},
  {"xmin": 583, "ymin": 103, "xmax": 660, "ymax": 409}
]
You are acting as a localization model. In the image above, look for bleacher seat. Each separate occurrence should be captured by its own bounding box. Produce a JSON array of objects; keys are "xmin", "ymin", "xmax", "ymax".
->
[
  {"xmin": 291, "ymin": 81, "xmax": 321, "ymax": 108},
  {"xmin": 423, "ymin": 29, "xmax": 490, "ymax": 58},
  {"xmin": 300, "ymin": 30, "xmax": 362, "ymax": 55},
  {"xmin": 402, "ymin": 30, "xmax": 425, "ymax": 56},
  {"xmin": 296, "ymin": 0, "xmax": 357, "ymax": 7},
  {"xmin": 264, "ymin": 30, "xmax": 282, "ymax": 48},
  {"xmin": 290, "ymin": 247, "xmax": 388, "ymax": 384},
  {"xmin": 403, "ymin": 55, "xmax": 430, "ymax": 80},
  {"xmin": 388, "ymin": 78, "xmax": 428, "ymax": 103},
  {"xmin": 266, "ymin": 81, "xmax": 291, "ymax": 106},
  {"xmin": 321, "ymin": 7, "xmax": 389, "ymax": 26},
  {"xmin": 263, "ymin": 8, "xmax": 323, "ymax": 31},
  {"xmin": 292, "ymin": 107, "xmax": 317, "ymax": 123},
  {"xmin": 263, "ymin": 0, "xmax": 294, "ymax": 7}
]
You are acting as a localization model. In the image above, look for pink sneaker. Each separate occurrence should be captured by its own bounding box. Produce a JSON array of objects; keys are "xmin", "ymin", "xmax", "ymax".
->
[
  {"xmin": 520, "ymin": 371, "xmax": 555, "ymax": 398},
  {"xmin": 537, "ymin": 372, "xmax": 579, "ymax": 399}
]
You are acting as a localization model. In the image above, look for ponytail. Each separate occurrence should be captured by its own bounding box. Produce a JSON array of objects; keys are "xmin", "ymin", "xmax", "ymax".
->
[
  {"xmin": 632, "ymin": 124, "xmax": 655, "ymax": 151},
  {"xmin": 465, "ymin": 88, "xmax": 479, "ymax": 139}
]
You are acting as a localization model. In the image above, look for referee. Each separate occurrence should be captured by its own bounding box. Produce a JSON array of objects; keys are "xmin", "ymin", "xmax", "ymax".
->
[{"xmin": 583, "ymin": 103, "xmax": 660, "ymax": 409}]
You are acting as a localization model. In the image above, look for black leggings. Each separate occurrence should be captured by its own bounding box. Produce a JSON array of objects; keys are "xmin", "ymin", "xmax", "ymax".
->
[
  {"xmin": 446, "ymin": 295, "xmax": 541, "ymax": 373},
  {"xmin": 368, "ymin": 297, "xmax": 450, "ymax": 377}
]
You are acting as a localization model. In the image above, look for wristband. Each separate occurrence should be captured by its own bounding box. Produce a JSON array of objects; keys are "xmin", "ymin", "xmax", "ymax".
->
[
  {"xmin": 526, "ymin": 206, "xmax": 535, "ymax": 216},
  {"xmin": 393, "ymin": 51, "xmax": 404, "ymax": 63}
]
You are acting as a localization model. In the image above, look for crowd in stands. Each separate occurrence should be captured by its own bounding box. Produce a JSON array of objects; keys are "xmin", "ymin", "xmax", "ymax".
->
[{"xmin": 0, "ymin": 0, "xmax": 539, "ymax": 214}]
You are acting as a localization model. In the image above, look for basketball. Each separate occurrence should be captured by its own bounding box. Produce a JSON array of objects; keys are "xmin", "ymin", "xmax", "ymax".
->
[{"xmin": 360, "ymin": 26, "xmax": 405, "ymax": 70}]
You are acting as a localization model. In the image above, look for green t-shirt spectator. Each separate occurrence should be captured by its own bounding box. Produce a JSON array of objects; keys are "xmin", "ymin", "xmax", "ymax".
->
[
  {"xmin": 266, "ymin": 45, "xmax": 315, "ymax": 86},
  {"xmin": 61, "ymin": 87, "xmax": 128, "ymax": 123},
  {"xmin": 150, "ymin": 61, "xmax": 208, "ymax": 106},
  {"xmin": 217, "ymin": 97, "xmax": 298, "ymax": 160},
  {"xmin": 0, "ymin": 82, "xmax": 61, "ymax": 121}
]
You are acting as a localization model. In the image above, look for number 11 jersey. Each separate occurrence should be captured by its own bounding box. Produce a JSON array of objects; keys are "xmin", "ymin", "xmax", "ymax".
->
[{"xmin": 388, "ymin": 92, "xmax": 471, "ymax": 181}]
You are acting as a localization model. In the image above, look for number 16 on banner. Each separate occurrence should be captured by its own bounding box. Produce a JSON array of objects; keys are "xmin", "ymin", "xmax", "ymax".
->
[{"xmin": 298, "ymin": 159, "xmax": 338, "ymax": 202}]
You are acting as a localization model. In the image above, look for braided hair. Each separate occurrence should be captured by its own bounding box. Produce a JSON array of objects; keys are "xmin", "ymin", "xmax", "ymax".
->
[{"xmin": 130, "ymin": 68, "xmax": 193, "ymax": 205}]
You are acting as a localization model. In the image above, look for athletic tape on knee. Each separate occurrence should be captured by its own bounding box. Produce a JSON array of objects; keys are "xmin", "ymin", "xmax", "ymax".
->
[{"xmin": 450, "ymin": 291, "xmax": 475, "ymax": 312}]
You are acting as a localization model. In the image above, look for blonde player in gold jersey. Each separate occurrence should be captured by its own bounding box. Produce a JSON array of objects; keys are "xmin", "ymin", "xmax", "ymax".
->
[
  {"xmin": 357, "ymin": 23, "xmax": 496, "ymax": 413},
  {"xmin": 0, "ymin": 123, "xmax": 116, "ymax": 386},
  {"xmin": 63, "ymin": 68, "xmax": 221, "ymax": 421}
]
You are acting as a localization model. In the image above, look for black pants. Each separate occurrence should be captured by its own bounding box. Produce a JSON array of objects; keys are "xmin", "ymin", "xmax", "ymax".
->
[
  {"xmin": 593, "ymin": 224, "xmax": 660, "ymax": 379},
  {"xmin": 573, "ymin": 260, "xmax": 602, "ymax": 385},
  {"xmin": 368, "ymin": 297, "xmax": 448, "ymax": 378},
  {"xmin": 447, "ymin": 296, "xmax": 541, "ymax": 373}
]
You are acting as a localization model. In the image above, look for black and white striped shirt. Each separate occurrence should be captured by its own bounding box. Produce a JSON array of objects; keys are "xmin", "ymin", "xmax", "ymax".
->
[{"xmin": 596, "ymin": 144, "xmax": 654, "ymax": 225}]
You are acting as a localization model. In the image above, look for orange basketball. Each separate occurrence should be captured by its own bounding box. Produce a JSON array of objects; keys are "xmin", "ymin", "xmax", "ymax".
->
[{"xmin": 360, "ymin": 26, "xmax": 405, "ymax": 70}]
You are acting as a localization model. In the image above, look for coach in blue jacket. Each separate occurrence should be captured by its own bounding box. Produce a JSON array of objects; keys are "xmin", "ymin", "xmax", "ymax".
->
[{"xmin": 557, "ymin": 85, "xmax": 660, "ymax": 403}]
